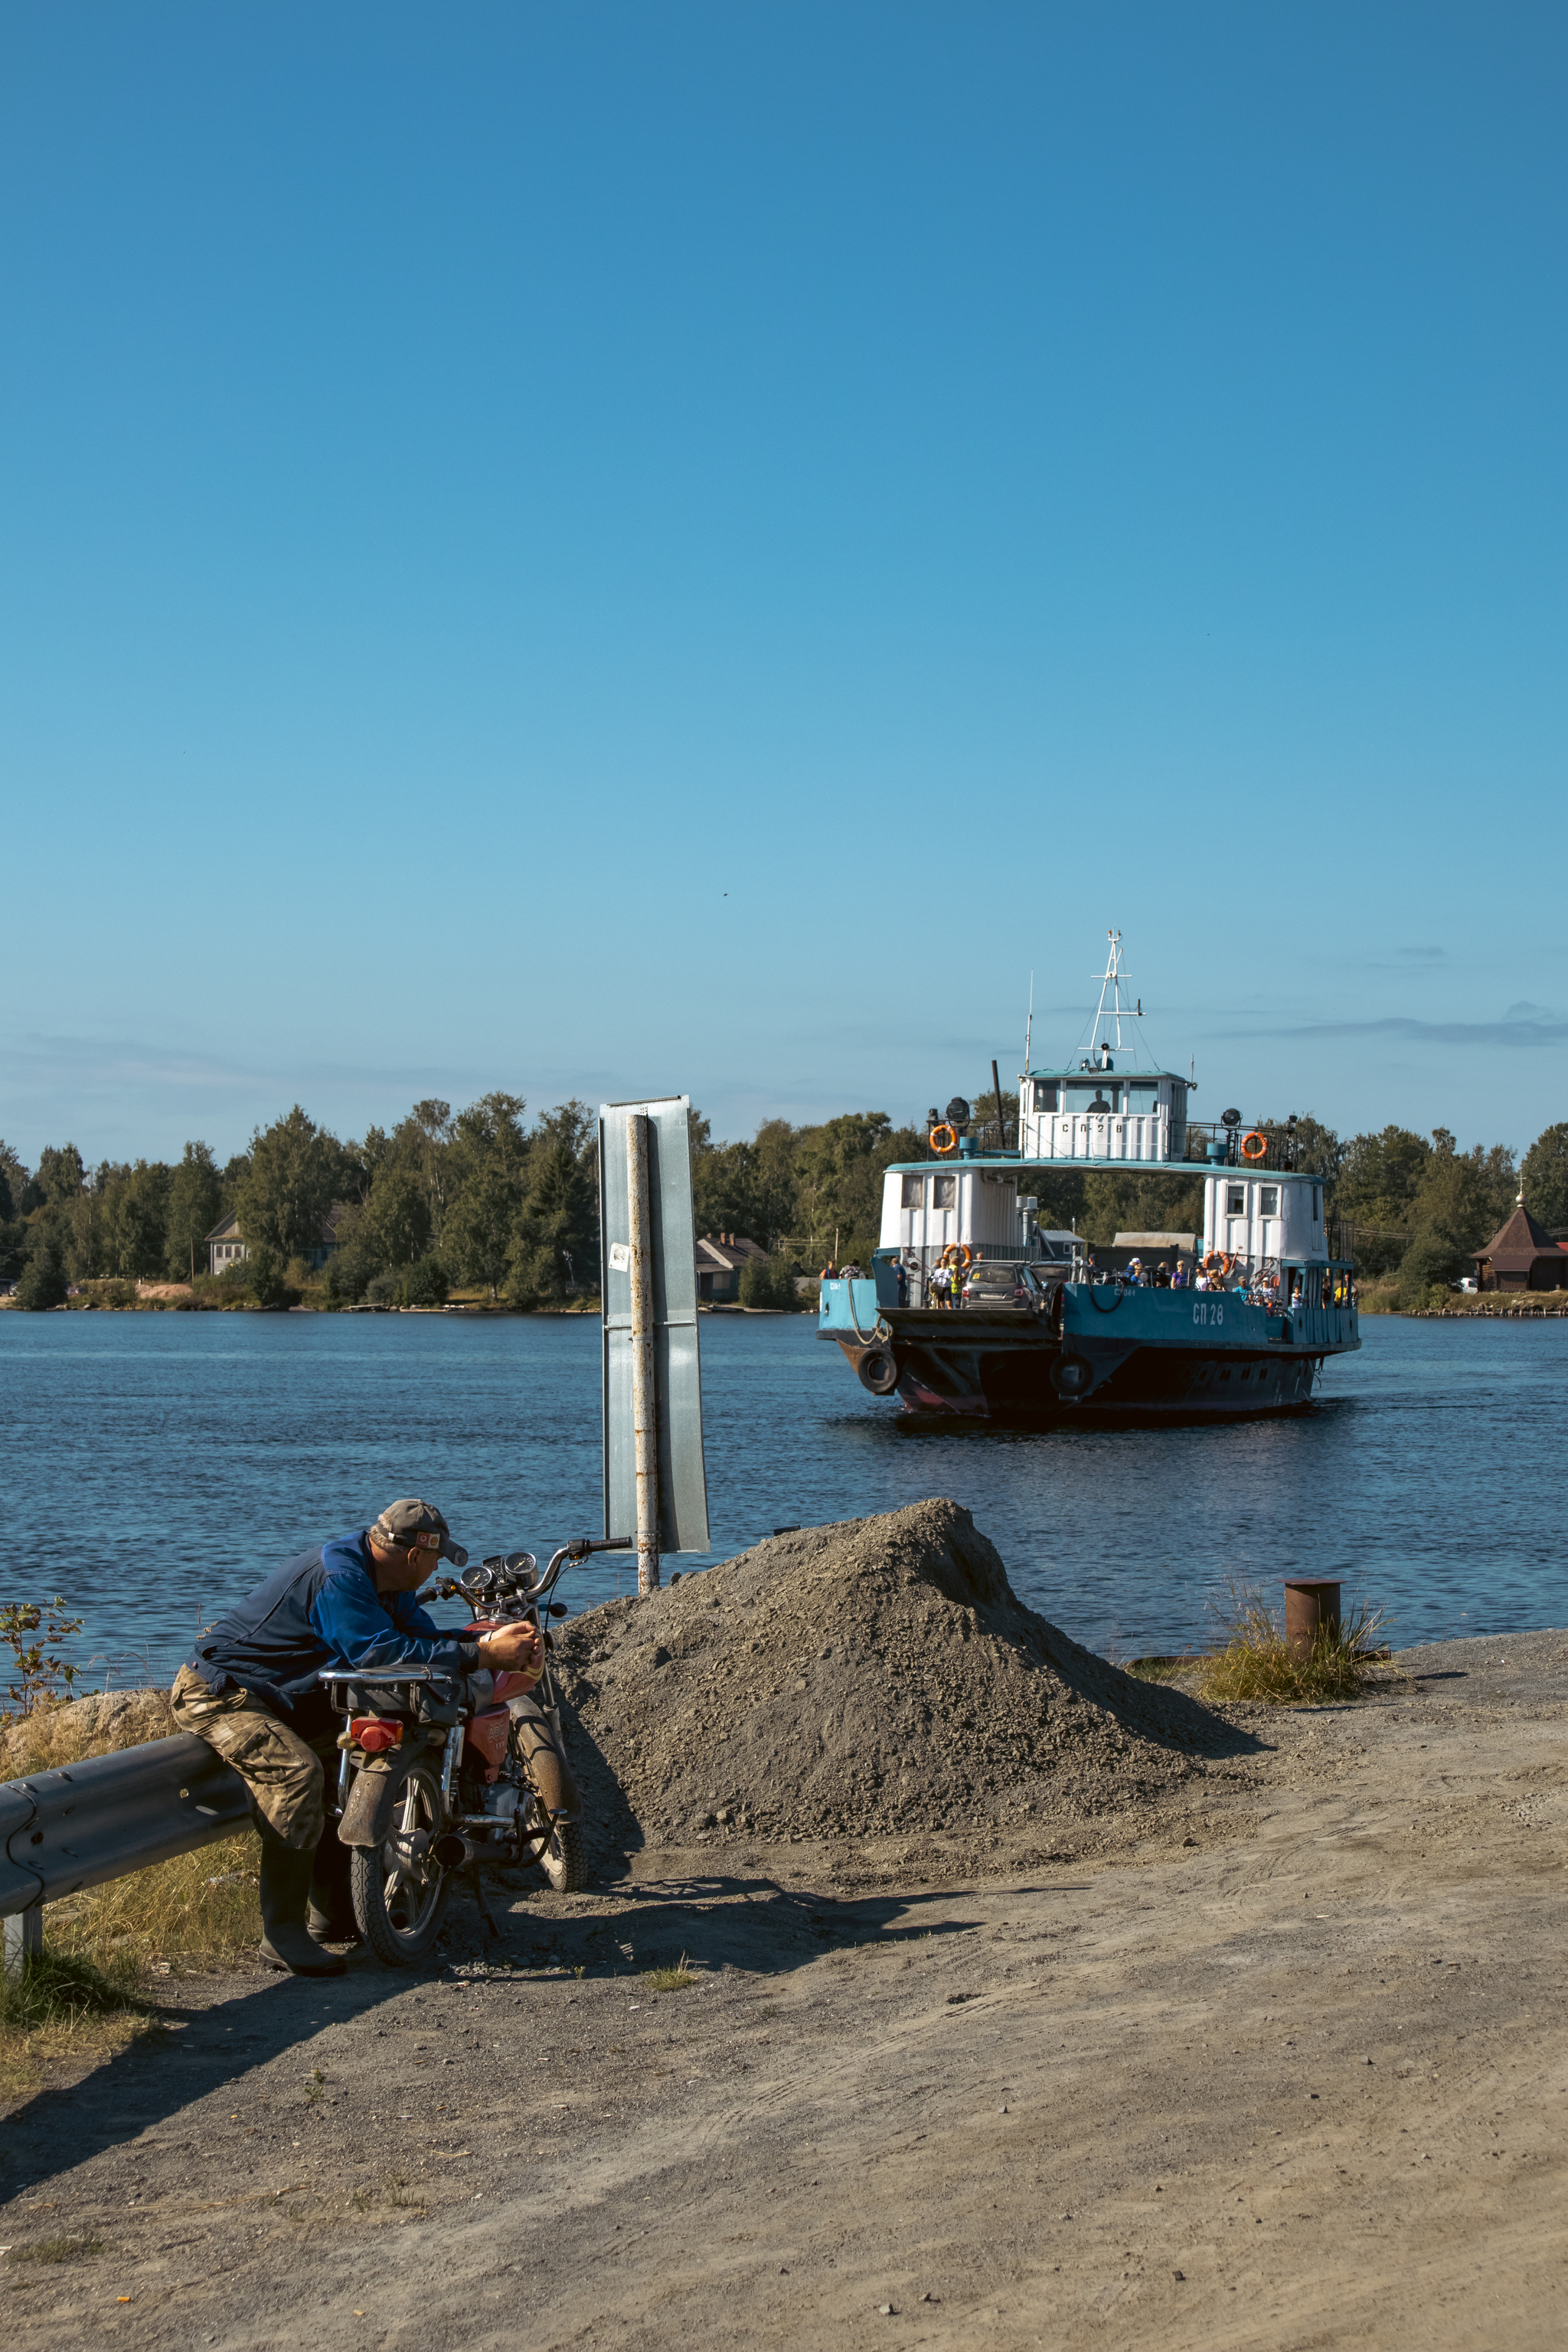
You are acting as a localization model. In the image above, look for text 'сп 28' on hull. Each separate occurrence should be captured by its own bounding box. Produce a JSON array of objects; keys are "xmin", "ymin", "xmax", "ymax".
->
[{"xmin": 816, "ymin": 930, "xmax": 1360, "ymax": 1423}]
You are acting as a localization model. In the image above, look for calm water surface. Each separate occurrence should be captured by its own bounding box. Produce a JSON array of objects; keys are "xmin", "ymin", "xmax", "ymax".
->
[{"xmin": 1, "ymin": 1312, "xmax": 1563, "ymax": 1684}]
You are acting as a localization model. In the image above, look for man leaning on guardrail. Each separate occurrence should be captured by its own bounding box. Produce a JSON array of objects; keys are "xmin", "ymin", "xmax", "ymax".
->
[{"xmin": 171, "ymin": 1499, "xmax": 541, "ymax": 1978}]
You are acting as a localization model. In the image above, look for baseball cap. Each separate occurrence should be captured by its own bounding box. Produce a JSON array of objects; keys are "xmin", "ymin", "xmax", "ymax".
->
[{"xmin": 371, "ymin": 1498, "xmax": 469, "ymax": 1569}]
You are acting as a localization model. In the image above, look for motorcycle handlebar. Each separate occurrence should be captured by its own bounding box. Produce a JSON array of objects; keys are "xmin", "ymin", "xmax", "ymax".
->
[{"xmin": 419, "ymin": 1536, "xmax": 633, "ymax": 1609}]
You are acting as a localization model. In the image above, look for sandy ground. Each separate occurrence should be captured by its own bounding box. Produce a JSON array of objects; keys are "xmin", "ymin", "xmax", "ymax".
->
[{"xmin": 2, "ymin": 1629, "xmax": 1565, "ymax": 2350}]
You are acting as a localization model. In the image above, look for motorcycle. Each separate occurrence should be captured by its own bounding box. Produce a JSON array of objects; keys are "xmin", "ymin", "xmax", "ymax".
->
[{"xmin": 319, "ymin": 1534, "xmax": 629, "ymax": 1966}]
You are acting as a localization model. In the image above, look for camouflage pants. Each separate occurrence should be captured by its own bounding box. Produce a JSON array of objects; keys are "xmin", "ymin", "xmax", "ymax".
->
[{"xmin": 170, "ymin": 1665, "xmax": 327, "ymax": 1851}]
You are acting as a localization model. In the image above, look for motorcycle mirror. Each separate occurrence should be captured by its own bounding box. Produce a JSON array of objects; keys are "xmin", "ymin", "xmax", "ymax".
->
[{"xmin": 548, "ymin": 1602, "xmax": 569, "ymax": 1618}]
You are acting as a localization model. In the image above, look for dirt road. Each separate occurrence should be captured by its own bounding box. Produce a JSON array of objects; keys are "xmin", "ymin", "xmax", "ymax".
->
[{"xmin": 3, "ymin": 1631, "xmax": 1565, "ymax": 2350}]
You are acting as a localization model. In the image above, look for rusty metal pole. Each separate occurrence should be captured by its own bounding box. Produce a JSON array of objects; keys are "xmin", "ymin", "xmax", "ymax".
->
[
  {"xmin": 1283, "ymin": 1579, "xmax": 1341, "ymax": 1658},
  {"xmin": 627, "ymin": 1112, "xmax": 660, "ymax": 1596}
]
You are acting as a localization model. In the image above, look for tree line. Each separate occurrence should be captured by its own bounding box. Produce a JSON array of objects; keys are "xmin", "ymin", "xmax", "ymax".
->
[{"xmin": 3, "ymin": 1089, "xmax": 1566, "ymax": 1312}]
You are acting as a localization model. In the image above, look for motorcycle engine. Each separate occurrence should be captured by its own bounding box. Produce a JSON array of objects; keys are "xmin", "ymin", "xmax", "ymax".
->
[{"xmin": 479, "ymin": 1782, "xmax": 522, "ymax": 1822}]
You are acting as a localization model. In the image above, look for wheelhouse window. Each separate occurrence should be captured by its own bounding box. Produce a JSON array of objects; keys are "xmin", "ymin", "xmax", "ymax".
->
[
  {"xmin": 1312, "ymin": 1184, "xmax": 1322, "ymax": 1222},
  {"xmin": 1259, "ymin": 1185, "xmax": 1279, "ymax": 1217},
  {"xmin": 933, "ymin": 1173, "xmax": 957, "ymax": 1210},
  {"xmin": 900, "ymin": 1174, "xmax": 923, "ymax": 1208},
  {"xmin": 1227, "ymin": 1185, "xmax": 1246, "ymax": 1217},
  {"xmin": 1033, "ymin": 1080, "xmax": 1059, "ymax": 1113}
]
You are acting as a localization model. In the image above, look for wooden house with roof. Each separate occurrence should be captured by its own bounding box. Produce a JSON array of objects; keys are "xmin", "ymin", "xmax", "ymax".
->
[
  {"xmin": 1470, "ymin": 1197, "xmax": 1568, "ymax": 1292},
  {"xmin": 695, "ymin": 1232, "xmax": 769, "ymax": 1303},
  {"xmin": 202, "ymin": 1205, "xmax": 346, "ymax": 1278}
]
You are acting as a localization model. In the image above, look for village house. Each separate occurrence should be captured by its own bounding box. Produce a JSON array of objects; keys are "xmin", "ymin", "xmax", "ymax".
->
[
  {"xmin": 1470, "ymin": 1196, "xmax": 1568, "ymax": 1292},
  {"xmin": 695, "ymin": 1232, "xmax": 769, "ymax": 1302},
  {"xmin": 203, "ymin": 1207, "xmax": 345, "ymax": 1278}
]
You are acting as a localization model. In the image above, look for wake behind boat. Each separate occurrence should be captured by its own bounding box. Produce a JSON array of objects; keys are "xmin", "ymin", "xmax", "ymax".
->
[{"xmin": 818, "ymin": 933, "xmax": 1358, "ymax": 1421}]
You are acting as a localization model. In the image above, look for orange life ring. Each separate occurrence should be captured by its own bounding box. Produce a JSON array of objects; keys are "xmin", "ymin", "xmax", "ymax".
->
[
  {"xmin": 1201, "ymin": 1250, "xmax": 1224, "ymax": 1274},
  {"xmin": 1240, "ymin": 1131, "xmax": 1267, "ymax": 1162},
  {"xmin": 940, "ymin": 1243, "xmax": 973, "ymax": 1272},
  {"xmin": 929, "ymin": 1122, "xmax": 957, "ymax": 1155}
]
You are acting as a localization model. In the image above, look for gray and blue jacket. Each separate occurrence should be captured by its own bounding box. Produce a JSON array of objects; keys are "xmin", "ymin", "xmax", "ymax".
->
[{"xmin": 187, "ymin": 1530, "xmax": 480, "ymax": 1718}]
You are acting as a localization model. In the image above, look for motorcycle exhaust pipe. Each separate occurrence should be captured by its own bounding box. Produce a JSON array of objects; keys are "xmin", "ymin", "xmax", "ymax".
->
[{"xmin": 432, "ymin": 1831, "xmax": 481, "ymax": 1869}]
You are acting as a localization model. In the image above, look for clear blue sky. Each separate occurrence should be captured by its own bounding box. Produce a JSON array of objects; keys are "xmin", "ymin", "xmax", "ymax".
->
[{"xmin": 2, "ymin": 3, "xmax": 1563, "ymax": 1169}]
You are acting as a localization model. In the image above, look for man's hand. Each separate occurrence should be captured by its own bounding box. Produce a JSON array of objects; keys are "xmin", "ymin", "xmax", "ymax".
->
[{"xmin": 475, "ymin": 1621, "xmax": 543, "ymax": 1673}]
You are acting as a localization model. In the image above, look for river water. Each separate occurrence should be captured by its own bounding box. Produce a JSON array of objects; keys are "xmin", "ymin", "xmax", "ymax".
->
[{"xmin": 1, "ymin": 1311, "xmax": 1563, "ymax": 1688}]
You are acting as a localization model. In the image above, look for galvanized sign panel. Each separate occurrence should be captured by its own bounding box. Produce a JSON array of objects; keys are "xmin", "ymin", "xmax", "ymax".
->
[{"xmin": 599, "ymin": 1095, "xmax": 710, "ymax": 1552}]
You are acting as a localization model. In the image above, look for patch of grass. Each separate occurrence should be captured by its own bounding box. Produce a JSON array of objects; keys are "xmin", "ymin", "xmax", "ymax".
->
[
  {"xmin": 5, "ymin": 2234, "xmax": 106, "ymax": 2265},
  {"xmin": 644, "ymin": 1953, "xmax": 698, "ymax": 1993},
  {"xmin": 47, "ymin": 1831, "xmax": 263, "ymax": 1975},
  {"xmin": 1123, "ymin": 1655, "xmax": 1194, "ymax": 1684},
  {"xmin": 0, "ymin": 1942, "xmax": 149, "ymax": 2100},
  {"xmin": 1197, "ymin": 1580, "xmax": 1396, "ymax": 1706},
  {"xmin": 0, "ymin": 1945, "xmax": 142, "ymax": 2034}
]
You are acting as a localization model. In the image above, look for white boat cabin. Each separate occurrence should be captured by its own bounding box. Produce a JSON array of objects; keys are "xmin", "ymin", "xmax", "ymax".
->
[
  {"xmin": 879, "ymin": 1158, "xmax": 1328, "ymax": 1279},
  {"xmin": 1017, "ymin": 1047, "xmax": 1191, "ymax": 1164}
]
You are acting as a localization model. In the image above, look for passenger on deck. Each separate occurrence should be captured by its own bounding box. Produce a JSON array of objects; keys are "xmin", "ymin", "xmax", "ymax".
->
[
  {"xmin": 1153, "ymin": 1261, "xmax": 1171, "ymax": 1288},
  {"xmin": 1171, "ymin": 1259, "xmax": 1189, "ymax": 1289},
  {"xmin": 1125, "ymin": 1257, "xmax": 1143, "ymax": 1286},
  {"xmin": 1194, "ymin": 1266, "xmax": 1210, "ymax": 1290}
]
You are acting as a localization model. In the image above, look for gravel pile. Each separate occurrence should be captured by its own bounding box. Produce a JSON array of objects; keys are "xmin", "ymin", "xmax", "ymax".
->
[{"xmin": 551, "ymin": 1498, "xmax": 1237, "ymax": 1856}]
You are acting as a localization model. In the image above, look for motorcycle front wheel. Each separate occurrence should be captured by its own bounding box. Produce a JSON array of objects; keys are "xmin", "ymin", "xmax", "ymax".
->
[
  {"xmin": 540, "ymin": 1816, "xmax": 587, "ymax": 1893},
  {"xmin": 351, "ymin": 1757, "xmax": 451, "ymax": 1966}
]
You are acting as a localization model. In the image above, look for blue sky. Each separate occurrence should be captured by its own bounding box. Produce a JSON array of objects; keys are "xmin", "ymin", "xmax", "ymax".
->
[{"xmin": 2, "ymin": 3, "xmax": 1563, "ymax": 1168}]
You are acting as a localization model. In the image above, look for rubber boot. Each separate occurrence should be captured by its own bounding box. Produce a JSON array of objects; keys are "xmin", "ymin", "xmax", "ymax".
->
[
  {"xmin": 306, "ymin": 1824, "xmax": 359, "ymax": 1945},
  {"xmin": 259, "ymin": 1842, "xmax": 347, "ymax": 1977}
]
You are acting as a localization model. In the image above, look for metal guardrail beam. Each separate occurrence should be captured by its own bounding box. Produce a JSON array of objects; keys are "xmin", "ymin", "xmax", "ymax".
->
[{"xmin": 1, "ymin": 1733, "xmax": 251, "ymax": 1929}]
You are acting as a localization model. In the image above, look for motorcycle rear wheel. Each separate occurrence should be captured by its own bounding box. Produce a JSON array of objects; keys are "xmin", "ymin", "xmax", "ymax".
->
[
  {"xmin": 351, "ymin": 1757, "xmax": 451, "ymax": 1966},
  {"xmin": 540, "ymin": 1817, "xmax": 587, "ymax": 1893}
]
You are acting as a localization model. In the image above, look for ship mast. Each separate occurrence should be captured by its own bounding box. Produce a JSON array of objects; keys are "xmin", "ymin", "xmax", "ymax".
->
[{"xmin": 1091, "ymin": 929, "xmax": 1131, "ymax": 1056}]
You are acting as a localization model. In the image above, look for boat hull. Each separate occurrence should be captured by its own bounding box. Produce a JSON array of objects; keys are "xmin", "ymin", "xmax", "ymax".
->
[{"xmin": 823, "ymin": 1282, "xmax": 1359, "ymax": 1424}]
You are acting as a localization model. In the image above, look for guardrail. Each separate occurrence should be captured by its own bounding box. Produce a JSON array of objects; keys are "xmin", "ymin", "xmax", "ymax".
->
[{"xmin": 2, "ymin": 1734, "xmax": 250, "ymax": 1976}]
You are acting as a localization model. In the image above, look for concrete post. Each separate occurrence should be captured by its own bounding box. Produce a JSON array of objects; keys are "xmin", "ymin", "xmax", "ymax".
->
[
  {"xmin": 627, "ymin": 1112, "xmax": 660, "ymax": 1596},
  {"xmin": 3, "ymin": 1903, "xmax": 43, "ymax": 1982}
]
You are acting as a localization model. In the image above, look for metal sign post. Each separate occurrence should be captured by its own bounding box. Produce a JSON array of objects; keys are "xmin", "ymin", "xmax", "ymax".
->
[{"xmin": 599, "ymin": 1095, "xmax": 710, "ymax": 1587}]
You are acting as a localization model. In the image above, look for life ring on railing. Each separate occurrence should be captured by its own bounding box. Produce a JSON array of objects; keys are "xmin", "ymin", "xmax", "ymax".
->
[
  {"xmin": 1201, "ymin": 1250, "xmax": 1224, "ymax": 1275},
  {"xmin": 929, "ymin": 1122, "xmax": 957, "ymax": 1155},
  {"xmin": 1240, "ymin": 1131, "xmax": 1268, "ymax": 1161},
  {"xmin": 939, "ymin": 1243, "xmax": 973, "ymax": 1272}
]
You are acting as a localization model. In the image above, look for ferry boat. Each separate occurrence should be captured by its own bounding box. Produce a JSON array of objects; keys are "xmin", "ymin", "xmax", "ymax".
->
[{"xmin": 818, "ymin": 933, "xmax": 1359, "ymax": 1421}]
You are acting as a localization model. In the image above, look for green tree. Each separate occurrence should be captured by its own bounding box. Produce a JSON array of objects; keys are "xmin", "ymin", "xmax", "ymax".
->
[
  {"xmin": 400, "ymin": 1254, "xmax": 449, "ymax": 1308},
  {"xmin": 443, "ymin": 1093, "xmax": 530, "ymax": 1299},
  {"xmin": 245, "ymin": 1244, "xmax": 288, "ymax": 1308},
  {"xmin": 391, "ymin": 1099, "xmax": 456, "ymax": 1246},
  {"xmin": 165, "ymin": 1142, "xmax": 224, "ymax": 1280},
  {"xmin": 100, "ymin": 1160, "xmax": 172, "ymax": 1279},
  {"xmin": 15, "ymin": 1230, "xmax": 67, "ymax": 1310},
  {"xmin": 1521, "ymin": 1122, "xmax": 1568, "ymax": 1230},
  {"xmin": 507, "ymin": 1103, "xmax": 598, "ymax": 1305},
  {"xmin": 354, "ymin": 1161, "xmax": 433, "ymax": 1275},
  {"xmin": 1396, "ymin": 1135, "xmax": 1518, "ymax": 1302},
  {"xmin": 31, "ymin": 1144, "xmax": 86, "ymax": 1208},
  {"xmin": 792, "ymin": 1112, "xmax": 923, "ymax": 1262},
  {"xmin": 238, "ymin": 1108, "xmax": 349, "ymax": 1263},
  {"xmin": 1336, "ymin": 1125, "xmax": 1433, "ymax": 1272},
  {"xmin": 692, "ymin": 1135, "xmax": 761, "ymax": 1241},
  {"xmin": 0, "ymin": 1142, "xmax": 25, "ymax": 1218}
]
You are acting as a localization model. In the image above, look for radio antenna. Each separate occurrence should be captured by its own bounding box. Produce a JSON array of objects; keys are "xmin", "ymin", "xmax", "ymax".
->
[{"xmin": 1024, "ymin": 971, "xmax": 1034, "ymax": 1074}]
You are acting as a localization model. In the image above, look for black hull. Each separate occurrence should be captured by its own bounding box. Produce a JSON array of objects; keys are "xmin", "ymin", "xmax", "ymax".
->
[{"xmin": 836, "ymin": 1312, "xmax": 1337, "ymax": 1425}]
